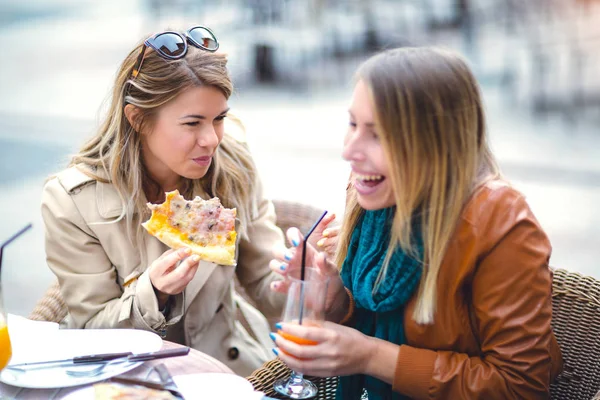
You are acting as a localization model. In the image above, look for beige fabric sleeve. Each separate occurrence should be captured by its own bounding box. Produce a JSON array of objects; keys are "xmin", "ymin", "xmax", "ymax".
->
[{"xmin": 41, "ymin": 177, "xmax": 183, "ymax": 334}]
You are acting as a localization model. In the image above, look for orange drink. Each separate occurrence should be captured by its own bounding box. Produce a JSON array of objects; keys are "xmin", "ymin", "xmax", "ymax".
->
[
  {"xmin": 274, "ymin": 267, "xmax": 329, "ymax": 399},
  {"xmin": 0, "ymin": 223, "xmax": 32, "ymax": 371},
  {"xmin": 277, "ymin": 330, "xmax": 318, "ymax": 346},
  {"xmin": 0, "ymin": 319, "xmax": 11, "ymax": 370}
]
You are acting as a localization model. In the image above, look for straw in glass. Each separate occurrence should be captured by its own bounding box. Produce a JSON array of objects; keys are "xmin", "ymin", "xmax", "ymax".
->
[
  {"xmin": 0, "ymin": 223, "xmax": 33, "ymax": 277},
  {"xmin": 298, "ymin": 211, "xmax": 327, "ymax": 324}
]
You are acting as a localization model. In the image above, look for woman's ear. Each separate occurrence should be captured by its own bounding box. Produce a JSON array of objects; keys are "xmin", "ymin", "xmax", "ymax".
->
[{"xmin": 124, "ymin": 104, "xmax": 142, "ymax": 132}]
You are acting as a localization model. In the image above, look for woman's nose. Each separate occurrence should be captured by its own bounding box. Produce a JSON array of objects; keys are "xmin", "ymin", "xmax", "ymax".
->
[
  {"xmin": 342, "ymin": 130, "xmax": 365, "ymax": 162},
  {"xmin": 197, "ymin": 125, "xmax": 219, "ymax": 148}
]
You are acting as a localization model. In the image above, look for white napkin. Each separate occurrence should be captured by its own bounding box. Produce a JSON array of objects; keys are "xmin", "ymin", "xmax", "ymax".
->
[
  {"xmin": 7, "ymin": 314, "xmax": 59, "ymax": 335},
  {"xmin": 171, "ymin": 373, "xmax": 263, "ymax": 400},
  {"xmin": 7, "ymin": 314, "xmax": 60, "ymax": 364}
]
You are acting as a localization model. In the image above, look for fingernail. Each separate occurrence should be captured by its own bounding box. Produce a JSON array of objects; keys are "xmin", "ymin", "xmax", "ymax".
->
[
  {"xmin": 182, "ymin": 248, "xmax": 192, "ymax": 255},
  {"xmin": 317, "ymin": 238, "xmax": 325, "ymax": 247},
  {"xmin": 191, "ymin": 255, "xmax": 200, "ymax": 262},
  {"xmin": 269, "ymin": 332, "xmax": 276, "ymax": 341},
  {"xmin": 322, "ymin": 229, "xmax": 329, "ymax": 238},
  {"xmin": 272, "ymin": 348, "xmax": 279, "ymax": 356},
  {"xmin": 292, "ymin": 239, "xmax": 299, "ymax": 247},
  {"xmin": 284, "ymin": 252, "xmax": 292, "ymax": 261},
  {"xmin": 280, "ymin": 264, "xmax": 286, "ymax": 271},
  {"xmin": 275, "ymin": 322, "xmax": 282, "ymax": 330}
]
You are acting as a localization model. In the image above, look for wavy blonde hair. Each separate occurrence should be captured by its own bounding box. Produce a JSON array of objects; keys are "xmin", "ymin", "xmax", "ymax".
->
[
  {"xmin": 335, "ymin": 47, "xmax": 500, "ymax": 324},
  {"xmin": 70, "ymin": 35, "xmax": 258, "ymax": 247}
]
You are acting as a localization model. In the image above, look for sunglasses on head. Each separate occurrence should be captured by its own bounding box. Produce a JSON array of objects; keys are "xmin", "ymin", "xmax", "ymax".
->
[{"xmin": 131, "ymin": 26, "xmax": 219, "ymax": 79}]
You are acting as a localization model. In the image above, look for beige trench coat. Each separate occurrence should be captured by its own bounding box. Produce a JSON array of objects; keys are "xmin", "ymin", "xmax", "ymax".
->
[{"xmin": 41, "ymin": 165, "xmax": 286, "ymax": 376}]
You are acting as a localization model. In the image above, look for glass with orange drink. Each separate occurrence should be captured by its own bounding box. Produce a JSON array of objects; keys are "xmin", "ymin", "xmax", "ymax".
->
[
  {"xmin": 0, "ymin": 287, "xmax": 11, "ymax": 371},
  {"xmin": 0, "ymin": 223, "xmax": 32, "ymax": 372},
  {"xmin": 274, "ymin": 267, "xmax": 329, "ymax": 399}
]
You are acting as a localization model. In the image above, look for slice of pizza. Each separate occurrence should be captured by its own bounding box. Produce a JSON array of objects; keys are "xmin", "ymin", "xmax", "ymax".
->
[{"xmin": 142, "ymin": 190, "xmax": 237, "ymax": 266}]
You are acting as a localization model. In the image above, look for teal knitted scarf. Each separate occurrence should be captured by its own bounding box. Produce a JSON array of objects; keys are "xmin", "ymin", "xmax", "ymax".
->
[{"xmin": 337, "ymin": 207, "xmax": 423, "ymax": 400}]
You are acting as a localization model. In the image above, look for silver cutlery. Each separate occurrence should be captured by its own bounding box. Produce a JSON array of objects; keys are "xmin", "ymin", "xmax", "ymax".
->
[
  {"xmin": 65, "ymin": 347, "xmax": 190, "ymax": 377},
  {"xmin": 110, "ymin": 375, "xmax": 185, "ymax": 398},
  {"xmin": 154, "ymin": 363, "xmax": 184, "ymax": 398},
  {"xmin": 107, "ymin": 363, "xmax": 185, "ymax": 398},
  {"xmin": 7, "ymin": 351, "xmax": 133, "ymax": 372}
]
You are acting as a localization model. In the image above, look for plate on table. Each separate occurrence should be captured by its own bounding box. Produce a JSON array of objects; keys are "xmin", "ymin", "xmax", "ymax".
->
[
  {"xmin": 0, "ymin": 328, "xmax": 162, "ymax": 389},
  {"xmin": 62, "ymin": 373, "xmax": 263, "ymax": 400}
]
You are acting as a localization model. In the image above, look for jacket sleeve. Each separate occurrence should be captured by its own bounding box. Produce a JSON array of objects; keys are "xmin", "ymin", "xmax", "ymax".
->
[
  {"xmin": 41, "ymin": 177, "xmax": 182, "ymax": 333},
  {"xmin": 393, "ymin": 197, "xmax": 556, "ymax": 399},
  {"xmin": 235, "ymin": 177, "xmax": 286, "ymax": 320}
]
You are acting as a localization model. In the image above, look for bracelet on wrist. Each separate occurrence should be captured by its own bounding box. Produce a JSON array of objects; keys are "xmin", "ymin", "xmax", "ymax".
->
[{"xmin": 339, "ymin": 287, "xmax": 355, "ymax": 325}]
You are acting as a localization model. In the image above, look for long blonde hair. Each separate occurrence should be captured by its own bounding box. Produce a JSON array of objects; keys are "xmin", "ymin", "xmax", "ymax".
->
[
  {"xmin": 70, "ymin": 35, "xmax": 258, "ymax": 246},
  {"xmin": 335, "ymin": 47, "xmax": 500, "ymax": 324}
]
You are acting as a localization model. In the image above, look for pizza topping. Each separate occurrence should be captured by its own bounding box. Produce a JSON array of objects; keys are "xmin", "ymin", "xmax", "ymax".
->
[{"xmin": 142, "ymin": 190, "xmax": 238, "ymax": 265}]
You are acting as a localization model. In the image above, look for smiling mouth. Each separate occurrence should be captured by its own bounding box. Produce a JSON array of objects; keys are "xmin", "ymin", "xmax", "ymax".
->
[{"xmin": 355, "ymin": 174, "xmax": 385, "ymax": 187}]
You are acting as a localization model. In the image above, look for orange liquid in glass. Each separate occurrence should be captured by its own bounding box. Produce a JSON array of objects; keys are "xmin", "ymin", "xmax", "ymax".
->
[
  {"xmin": 278, "ymin": 330, "xmax": 318, "ymax": 346},
  {"xmin": 0, "ymin": 323, "xmax": 11, "ymax": 370}
]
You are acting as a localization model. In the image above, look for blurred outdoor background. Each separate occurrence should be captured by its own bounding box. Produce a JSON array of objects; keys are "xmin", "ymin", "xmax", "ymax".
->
[{"xmin": 1, "ymin": 0, "xmax": 599, "ymax": 317}]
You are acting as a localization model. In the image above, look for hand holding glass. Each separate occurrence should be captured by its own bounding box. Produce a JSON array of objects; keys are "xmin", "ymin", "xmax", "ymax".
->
[{"xmin": 274, "ymin": 267, "xmax": 329, "ymax": 399}]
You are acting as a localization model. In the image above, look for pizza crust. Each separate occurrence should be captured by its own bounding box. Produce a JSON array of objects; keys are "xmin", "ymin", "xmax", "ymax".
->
[
  {"xmin": 143, "ymin": 217, "xmax": 236, "ymax": 265},
  {"xmin": 142, "ymin": 190, "xmax": 237, "ymax": 266}
]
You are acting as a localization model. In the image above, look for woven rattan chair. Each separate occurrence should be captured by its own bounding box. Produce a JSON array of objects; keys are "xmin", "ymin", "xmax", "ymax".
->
[
  {"xmin": 550, "ymin": 268, "xmax": 600, "ymax": 400},
  {"xmin": 29, "ymin": 280, "xmax": 66, "ymax": 323},
  {"xmin": 247, "ymin": 357, "xmax": 339, "ymax": 399}
]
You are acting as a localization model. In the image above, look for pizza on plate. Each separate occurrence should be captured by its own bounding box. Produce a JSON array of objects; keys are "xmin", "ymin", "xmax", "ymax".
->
[{"xmin": 142, "ymin": 190, "xmax": 237, "ymax": 266}]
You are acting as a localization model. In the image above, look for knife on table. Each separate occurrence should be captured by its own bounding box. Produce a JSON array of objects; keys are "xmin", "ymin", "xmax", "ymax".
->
[
  {"xmin": 110, "ymin": 363, "xmax": 185, "ymax": 399},
  {"xmin": 6, "ymin": 351, "xmax": 133, "ymax": 370},
  {"xmin": 110, "ymin": 376, "xmax": 185, "ymax": 399},
  {"xmin": 153, "ymin": 363, "xmax": 178, "ymax": 389},
  {"xmin": 125, "ymin": 347, "xmax": 190, "ymax": 362},
  {"xmin": 8, "ymin": 347, "xmax": 191, "ymax": 372}
]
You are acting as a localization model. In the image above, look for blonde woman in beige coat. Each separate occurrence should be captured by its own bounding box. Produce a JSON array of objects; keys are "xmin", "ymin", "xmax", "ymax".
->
[{"xmin": 41, "ymin": 26, "xmax": 298, "ymax": 376}]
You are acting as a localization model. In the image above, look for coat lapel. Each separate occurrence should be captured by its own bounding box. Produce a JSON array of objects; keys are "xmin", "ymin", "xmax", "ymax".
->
[{"xmin": 184, "ymin": 261, "xmax": 220, "ymax": 308}]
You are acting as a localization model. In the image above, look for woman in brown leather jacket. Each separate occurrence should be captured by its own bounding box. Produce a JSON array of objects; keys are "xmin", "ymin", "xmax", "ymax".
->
[{"xmin": 269, "ymin": 47, "xmax": 562, "ymax": 399}]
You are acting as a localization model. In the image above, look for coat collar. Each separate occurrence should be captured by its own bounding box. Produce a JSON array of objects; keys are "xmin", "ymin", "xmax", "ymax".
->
[{"xmin": 96, "ymin": 179, "xmax": 124, "ymax": 219}]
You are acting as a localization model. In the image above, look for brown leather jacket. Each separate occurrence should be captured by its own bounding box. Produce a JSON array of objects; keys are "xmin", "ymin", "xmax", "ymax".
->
[{"xmin": 390, "ymin": 181, "xmax": 562, "ymax": 399}]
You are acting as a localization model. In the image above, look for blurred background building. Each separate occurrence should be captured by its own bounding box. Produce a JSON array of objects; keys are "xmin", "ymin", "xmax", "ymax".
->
[{"xmin": 1, "ymin": 0, "xmax": 599, "ymax": 317}]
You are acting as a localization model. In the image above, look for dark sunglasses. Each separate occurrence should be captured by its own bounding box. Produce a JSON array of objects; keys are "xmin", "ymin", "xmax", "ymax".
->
[{"xmin": 131, "ymin": 26, "xmax": 219, "ymax": 79}]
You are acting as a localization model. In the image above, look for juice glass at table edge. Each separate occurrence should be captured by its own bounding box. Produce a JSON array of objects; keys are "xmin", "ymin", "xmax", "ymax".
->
[
  {"xmin": 274, "ymin": 267, "xmax": 329, "ymax": 399},
  {"xmin": 0, "ymin": 223, "xmax": 31, "ymax": 372},
  {"xmin": 0, "ymin": 292, "xmax": 11, "ymax": 371}
]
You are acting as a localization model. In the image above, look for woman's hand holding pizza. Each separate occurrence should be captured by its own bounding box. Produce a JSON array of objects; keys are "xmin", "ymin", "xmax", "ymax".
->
[{"xmin": 149, "ymin": 247, "xmax": 200, "ymax": 307}]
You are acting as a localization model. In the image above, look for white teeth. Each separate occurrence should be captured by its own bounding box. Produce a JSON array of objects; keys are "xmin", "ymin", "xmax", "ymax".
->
[{"xmin": 356, "ymin": 174, "xmax": 383, "ymax": 181}]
